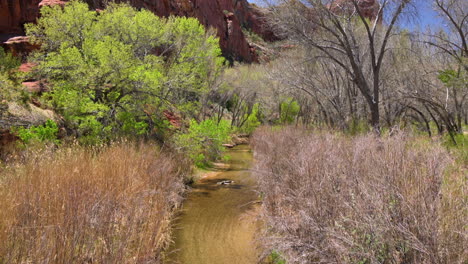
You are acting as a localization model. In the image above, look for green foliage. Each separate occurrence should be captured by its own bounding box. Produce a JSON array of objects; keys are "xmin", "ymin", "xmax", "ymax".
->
[
  {"xmin": 26, "ymin": 1, "xmax": 224, "ymax": 143},
  {"xmin": 175, "ymin": 118, "xmax": 231, "ymax": 167},
  {"xmin": 443, "ymin": 132, "xmax": 467, "ymax": 156},
  {"xmin": 117, "ymin": 112, "xmax": 148, "ymax": 136},
  {"xmin": 348, "ymin": 118, "xmax": 370, "ymax": 135},
  {"xmin": 437, "ymin": 69, "xmax": 458, "ymax": 84},
  {"xmin": 0, "ymin": 73, "xmax": 18, "ymax": 104},
  {"xmin": 13, "ymin": 120, "xmax": 60, "ymax": 145},
  {"xmin": 437, "ymin": 68, "xmax": 467, "ymax": 93},
  {"xmin": 239, "ymin": 103, "xmax": 261, "ymax": 134},
  {"xmin": 0, "ymin": 47, "xmax": 20, "ymax": 74},
  {"xmin": 0, "ymin": 48, "xmax": 22, "ymax": 104},
  {"xmin": 268, "ymin": 250, "xmax": 286, "ymax": 264},
  {"xmin": 279, "ymin": 98, "xmax": 300, "ymax": 124}
]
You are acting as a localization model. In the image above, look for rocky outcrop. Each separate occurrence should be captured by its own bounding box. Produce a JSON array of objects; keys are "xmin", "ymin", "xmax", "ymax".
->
[
  {"xmin": 0, "ymin": 101, "xmax": 56, "ymax": 156},
  {"xmin": 162, "ymin": 110, "xmax": 181, "ymax": 128},
  {"xmin": 2, "ymin": 36, "xmax": 39, "ymax": 58},
  {"xmin": 231, "ymin": 2, "xmax": 279, "ymax": 42},
  {"xmin": 0, "ymin": 102, "xmax": 57, "ymax": 130}
]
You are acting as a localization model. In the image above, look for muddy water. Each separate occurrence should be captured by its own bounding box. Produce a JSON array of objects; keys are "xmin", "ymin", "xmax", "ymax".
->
[{"xmin": 167, "ymin": 145, "xmax": 260, "ymax": 264}]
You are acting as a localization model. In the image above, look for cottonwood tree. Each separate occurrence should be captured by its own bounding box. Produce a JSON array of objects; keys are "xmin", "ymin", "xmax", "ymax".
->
[
  {"xmin": 26, "ymin": 2, "xmax": 223, "ymax": 142},
  {"xmin": 267, "ymin": 47, "xmax": 370, "ymax": 129},
  {"xmin": 265, "ymin": 0, "xmax": 416, "ymax": 132}
]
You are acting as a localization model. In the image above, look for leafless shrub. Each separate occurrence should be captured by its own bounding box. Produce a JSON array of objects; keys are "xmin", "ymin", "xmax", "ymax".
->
[
  {"xmin": 0, "ymin": 142, "xmax": 189, "ymax": 263},
  {"xmin": 252, "ymin": 127, "xmax": 466, "ymax": 263}
]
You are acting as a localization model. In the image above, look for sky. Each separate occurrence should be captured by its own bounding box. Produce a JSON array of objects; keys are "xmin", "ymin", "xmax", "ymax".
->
[{"xmin": 248, "ymin": 0, "xmax": 446, "ymax": 31}]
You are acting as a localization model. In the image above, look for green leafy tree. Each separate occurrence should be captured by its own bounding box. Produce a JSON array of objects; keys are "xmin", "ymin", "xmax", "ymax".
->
[{"xmin": 26, "ymin": 1, "xmax": 224, "ymax": 143}]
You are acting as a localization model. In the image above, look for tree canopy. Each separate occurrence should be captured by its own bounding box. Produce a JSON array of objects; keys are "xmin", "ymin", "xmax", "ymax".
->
[{"xmin": 26, "ymin": 1, "xmax": 224, "ymax": 142}]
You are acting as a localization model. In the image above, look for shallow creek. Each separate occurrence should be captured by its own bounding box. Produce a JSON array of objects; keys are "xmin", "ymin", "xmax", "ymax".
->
[{"xmin": 167, "ymin": 145, "xmax": 260, "ymax": 264}]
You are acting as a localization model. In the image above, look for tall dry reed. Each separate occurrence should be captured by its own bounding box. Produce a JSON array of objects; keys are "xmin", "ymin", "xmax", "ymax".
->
[
  {"xmin": 252, "ymin": 127, "xmax": 466, "ymax": 264},
  {"xmin": 0, "ymin": 142, "xmax": 189, "ymax": 263}
]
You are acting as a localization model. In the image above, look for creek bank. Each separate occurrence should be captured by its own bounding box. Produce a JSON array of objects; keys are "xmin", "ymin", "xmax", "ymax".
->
[{"xmin": 222, "ymin": 134, "xmax": 250, "ymax": 148}]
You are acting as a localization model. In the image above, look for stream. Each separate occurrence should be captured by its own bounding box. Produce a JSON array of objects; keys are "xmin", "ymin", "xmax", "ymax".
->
[{"xmin": 167, "ymin": 145, "xmax": 260, "ymax": 264}]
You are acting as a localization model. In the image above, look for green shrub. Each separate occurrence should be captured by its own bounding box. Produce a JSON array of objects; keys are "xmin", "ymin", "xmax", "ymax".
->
[
  {"xmin": 175, "ymin": 118, "xmax": 231, "ymax": 167},
  {"xmin": 14, "ymin": 120, "xmax": 60, "ymax": 145},
  {"xmin": 348, "ymin": 118, "xmax": 370, "ymax": 135},
  {"xmin": 279, "ymin": 98, "xmax": 300, "ymax": 124},
  {"xmin": 0, "ymin": 48, "xmax": 22, "ymax": 104},
  {"xmin": 239, "ymin": 103, "xmax": 261, "ymax": 134},
  {"xmin": 0, "ymin": 47, "xmax": 20, "ymax": 74},
  {"xmin": 268, "ymin": 250, "xmax": 286, "ymax": 264}
]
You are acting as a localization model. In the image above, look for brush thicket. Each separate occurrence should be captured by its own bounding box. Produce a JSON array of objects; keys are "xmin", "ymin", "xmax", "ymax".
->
[{"xmin": 252, "ymin": 127, "xmax": 466, "ymax": 264}]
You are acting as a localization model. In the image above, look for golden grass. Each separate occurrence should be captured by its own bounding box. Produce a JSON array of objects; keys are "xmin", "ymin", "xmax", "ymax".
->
[{"xmin": 0, "ymin": 142, "xmax": 190, "ymax": 263}]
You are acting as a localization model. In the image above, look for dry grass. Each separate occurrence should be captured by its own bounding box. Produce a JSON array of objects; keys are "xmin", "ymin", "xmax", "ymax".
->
[
  {"xmin": 252, "ymin": 127, "xmax": 467, "ymax": 264},
  {"xmin": 0, "ymin": 142, "xmax": 190, "ymax": 263}
]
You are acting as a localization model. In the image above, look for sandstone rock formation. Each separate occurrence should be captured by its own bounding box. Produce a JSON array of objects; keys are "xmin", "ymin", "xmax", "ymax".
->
[
  {"xmin": 2, "ymin": 36, "xmax": 39, "ymax": 58},
  {"xmin": 0, "ymin": 102, "xmax": 56, "ymax": 153},
  {"xmin": 0, "ymin": 102, "xmax": 57, "ymax": 130}
]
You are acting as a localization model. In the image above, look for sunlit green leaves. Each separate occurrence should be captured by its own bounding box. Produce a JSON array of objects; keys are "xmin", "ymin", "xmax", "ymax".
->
[
  {"xmin": 174, "ymin": 118, "xmax": 231, "ymax": 167},
  {"xmin": 26, "ymin": 2, "xmax": 96, "ymax": 51},
  {"xmin": 26, "ymin": 1, "xmax": 223, "ymax": 142},
  {"xmin": 0, "ymin": 47, "xmax": 20, "ymax": 74}
]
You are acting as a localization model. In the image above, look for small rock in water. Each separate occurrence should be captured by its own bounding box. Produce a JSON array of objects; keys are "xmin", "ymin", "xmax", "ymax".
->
[
  {"xmin": 217, "ymin": 180, "xmax": 234, "ymax": 185},
  {"xmin": 222, "ymin": 143, "xmax": 235, "ymax": 148}
]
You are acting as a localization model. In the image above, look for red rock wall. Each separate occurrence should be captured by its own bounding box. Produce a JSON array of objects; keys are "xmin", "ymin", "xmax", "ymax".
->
[{"xmin": 0, "ymin": 0, "xmax": 41, "ymax": 34}]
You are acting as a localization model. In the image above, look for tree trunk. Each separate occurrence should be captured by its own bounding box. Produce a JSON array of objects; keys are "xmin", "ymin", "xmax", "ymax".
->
[{"xmin": 370, "ymin": 101, "xmax": 380, "ymax": 134}]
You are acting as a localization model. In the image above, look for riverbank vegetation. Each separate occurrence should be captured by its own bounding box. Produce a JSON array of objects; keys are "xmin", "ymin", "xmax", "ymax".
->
[
  {"xmin": 0, "ymin": 142, "xmax": 189, "ymax": 263},
  {"xmin": 253, "ymin": 127, "xmax": 466, "ymax": 264}
]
